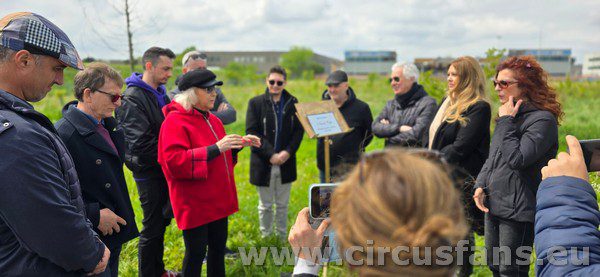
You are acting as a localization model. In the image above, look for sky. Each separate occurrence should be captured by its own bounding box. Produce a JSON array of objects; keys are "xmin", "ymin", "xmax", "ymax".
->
[{"xmin": 4, "ymin": 0, "xmax": 599, "ymax": 63}]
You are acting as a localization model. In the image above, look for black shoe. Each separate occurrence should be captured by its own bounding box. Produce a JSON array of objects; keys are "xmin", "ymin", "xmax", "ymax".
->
[{"xmin": 224, "ymin": 247, "xmax": 239, "ymax": 258}]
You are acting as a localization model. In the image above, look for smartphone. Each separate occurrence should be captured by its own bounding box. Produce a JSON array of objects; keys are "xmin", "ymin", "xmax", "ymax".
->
[
  {"xmin": 578, "ymin": 139, "xmax": 600, "ymax": 172},
  {"xmin": 308, "ymin": 184, "xmax": 341, "ymax": 262},
  {"xmin": 309, "ymin": 184, "xmax": 338, "ymax": 219}
]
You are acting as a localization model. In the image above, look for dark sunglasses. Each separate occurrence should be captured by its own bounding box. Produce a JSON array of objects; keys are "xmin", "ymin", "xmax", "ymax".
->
[
  {"xmin": 95, "ymin": 89, "xmax": 122, "ymax": 103},
  {"xmin": 389, "ymin": 76, "xmax": 401, "ymax": 83},
  {"xmin": 183, "ymin": 53, "xmax": 207, "ymax": 66},
  {"xmin": 493, "ymin": 79, "xmax": 518, "ymax": 89},
  {"xmin": 268, "ymin": 80, "xmax": 284, "ymax": 86}
]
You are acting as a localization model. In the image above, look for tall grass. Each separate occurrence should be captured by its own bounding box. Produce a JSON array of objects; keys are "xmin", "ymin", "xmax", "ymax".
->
[{"xmin": 32, "ymin": 66, "xmax": 600, "ymax": 276}]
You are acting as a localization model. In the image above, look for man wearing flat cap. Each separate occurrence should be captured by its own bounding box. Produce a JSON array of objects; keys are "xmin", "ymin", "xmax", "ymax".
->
[
  {"xmin": 168, "ymin": 51, "xmax": 236, "ymax": 125},
  {"xmin": 0, "ymin": 12, "xmax": 109, "ymax": 275},
  {"xmin": 317, "ymin": 70, "xmax": 373, "ymax": 182}
]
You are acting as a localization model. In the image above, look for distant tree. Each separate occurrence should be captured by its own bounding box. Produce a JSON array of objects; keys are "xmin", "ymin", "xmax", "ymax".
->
[
  {"xmin": 83, "ymin": 57, "xmax": 96, "ymax": 63},
  {"xmin": 281, "ymin": 46, "xmax": 324, "ymax": 79},
  {"xmin": 419, "ymin": 70, "xmax": 446, "ymax": 100},
  {"xmin": 483, "ymin": 48, "xmax": 507, "ymax": 80},
  {"xmin": 221, "ymin": 62, "xmax": 261, "ymax": 86},
  {"xmin": 79, "ymin": 0, "xmax": 166, "ymax": 72},
  {"xmin": 174, "ymin": 46, "xmax": 197, "ymax": 68}
]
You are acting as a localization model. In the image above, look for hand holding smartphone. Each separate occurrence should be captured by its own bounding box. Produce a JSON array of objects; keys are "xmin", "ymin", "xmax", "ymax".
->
[{"xmin": 569, "ymin": 139, "xmax": 600, "ymax": 172}]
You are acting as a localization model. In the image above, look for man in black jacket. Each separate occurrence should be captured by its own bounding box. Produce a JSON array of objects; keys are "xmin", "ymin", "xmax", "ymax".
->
[
  {"xmin": 317, "ymin": 70, "xmax": 373, "ymax": 182},
  {"xmin": 372, "ymin": 62, "xmax": 437, "ymax": 147},
  {"xmin": 168, "ymin": 51, "xmax": 236, "ymax": 124},
  {"xmin": 0, "ymin": 12, "xmax": 109, "ymax": 275},
  {"xmin": 56, "ymin": 63, "xmax": 139, "ymax": 277},
  {"xmin": 246, "ymin": 66, "xmax": 304, "ymax": 238},
  {"xmin": 115, "ymin": 47, "xmax": 178, "ymax": 277}
]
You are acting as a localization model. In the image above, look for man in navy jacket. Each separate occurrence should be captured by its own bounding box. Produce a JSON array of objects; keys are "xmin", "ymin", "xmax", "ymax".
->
[
  {"xmin": 56, "ymin": 62, "xmax": 139, "ymax": 276},
  {"xmin": 0, "ymin": 12, "xmax": 108, "ymax": 275},
  {"xmin": 535, "ymin": 135, "xmax": 600, "ymax": 276}
]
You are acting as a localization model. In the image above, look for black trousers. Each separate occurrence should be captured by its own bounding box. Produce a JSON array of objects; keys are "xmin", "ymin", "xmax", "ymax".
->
[
  {"xmin": 457, "ymin": 232, "xmax": 474, "ymax": 277},
  {"xmin": 182, "ymin": 217, "xmax": 228, "ymax": 277},
  {"xmin": 107, "ymin": 245, "xmax": 122, "ymax": 277},
  {"xmin": 485, "ymin": 214, "xmax": 534, "ymax": 277},
  {"xmin": 136, "ymin": 177, "xmax": 172, "ymax": 277}
]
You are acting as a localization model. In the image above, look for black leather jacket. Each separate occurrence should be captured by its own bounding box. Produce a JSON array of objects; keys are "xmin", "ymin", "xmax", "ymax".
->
[{"xmin": 116, "ymin": 83, "xmax": 171, "ymax": 179}]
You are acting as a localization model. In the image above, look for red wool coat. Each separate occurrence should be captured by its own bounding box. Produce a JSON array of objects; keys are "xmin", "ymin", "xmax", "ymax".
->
[{"xmin": 158, "ymin": 101, "xmax": 238, "ymax": 230}]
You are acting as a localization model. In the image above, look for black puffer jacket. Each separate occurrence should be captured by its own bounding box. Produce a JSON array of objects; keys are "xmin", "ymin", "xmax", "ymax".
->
[
  {"xmin": 115, "ymin": 76, "xmax": 170, "ymax": 179},
  {"xmin": 372, "ymin": 83, "xmax": 437, "ymax": 147},
  {"xmin": 317, "ymin": 87, "xmax": 373, "ymax": 173},
  {"xmin": 246, "ymin": 89, "xmax": 304, "ymax": 186},
  {"xmin": 475, "ymin": 103, "xmax": 558, "ymax": 223}
]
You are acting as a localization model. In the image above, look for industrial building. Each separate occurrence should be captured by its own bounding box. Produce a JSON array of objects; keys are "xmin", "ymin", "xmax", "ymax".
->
[
  {"xmin": 202, "ymin": 51, "xmax": 343, "ymax": 74},
  {"xmin": 507, "ymin": 49, "xmax": 573, "ymax": 77},
  {"xmin": 344, "ymin": 51, "xmax": 397, "ymax": 75}
]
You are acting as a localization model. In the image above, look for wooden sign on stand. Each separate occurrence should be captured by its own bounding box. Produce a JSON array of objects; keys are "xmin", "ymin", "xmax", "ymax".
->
[{"xmin": 295, "ymin": 100, "xmax": 351, "ymax": 183}]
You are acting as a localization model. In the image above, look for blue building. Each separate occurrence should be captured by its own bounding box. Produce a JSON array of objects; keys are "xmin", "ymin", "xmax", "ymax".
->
[
  {"xmin": 508, "ymin": 49, "xmax": 573, "ymax": 77},
  {"xmin": 344, "ymin": 51, "xmax": 397, "ymax": 75}
]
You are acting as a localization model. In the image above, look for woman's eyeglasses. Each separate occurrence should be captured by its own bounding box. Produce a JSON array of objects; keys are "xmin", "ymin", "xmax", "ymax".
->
[
  {"xmin": 493, "ymin": 79, "xmax": 518, "ymax": 89},
  {"xmin": 204, "ymin": 86, "xmax": 217, "ymax": 93},
  {"xmin": 268, "ymin": 80, "xmax": 284, "ymax": 86},
  {"xmin": 95, "ymin": 89, "xmax": 122, "ymax": 103}
]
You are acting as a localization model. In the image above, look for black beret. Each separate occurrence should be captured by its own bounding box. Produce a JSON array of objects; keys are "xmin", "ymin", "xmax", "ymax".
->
[{"xmin": 177, "ymin": 69, "xmax": 223, "ymax": 92}]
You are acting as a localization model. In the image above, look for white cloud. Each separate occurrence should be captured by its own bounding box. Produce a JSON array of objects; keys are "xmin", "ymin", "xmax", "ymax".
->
[{"xmin": 2, "ymin": 0, "xmax": 598, "ymax": 63}]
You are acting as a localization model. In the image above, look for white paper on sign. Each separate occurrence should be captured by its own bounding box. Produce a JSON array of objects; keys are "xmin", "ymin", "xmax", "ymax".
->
[{"xmin": 307, "ymin": 112, "xmax": 342, "ymax": 136}]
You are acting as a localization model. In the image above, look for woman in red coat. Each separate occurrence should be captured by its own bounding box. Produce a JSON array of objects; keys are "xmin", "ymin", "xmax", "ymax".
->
[{"xmin": 158, "ymin": 69, "xmax": 260, "ymax": 276}]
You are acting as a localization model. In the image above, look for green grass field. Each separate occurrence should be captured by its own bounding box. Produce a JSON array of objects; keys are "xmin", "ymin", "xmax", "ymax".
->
[{"xmin": 33, "ymin": 65, "xmax": 600, "ymax": 276}]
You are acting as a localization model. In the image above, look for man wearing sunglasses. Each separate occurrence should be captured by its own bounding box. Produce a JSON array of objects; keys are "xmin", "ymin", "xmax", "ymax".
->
[
  {"xmin": 246, "ymin": 65, "xmax": 304, "ymax": 239},
  {"xmin": 372, "ymin": 62, "xmax": 437, "ymax": 148},
  {"xmin": 168, "ymin": 50, "xmax": 236, "ymax": 125},
  {"xmin": 55, "ymin": 62, "xmax": 139, "ymax": 277},
  {"xmin": 317, "ymin": 70, "xmax": 373, "ymax": 182}
]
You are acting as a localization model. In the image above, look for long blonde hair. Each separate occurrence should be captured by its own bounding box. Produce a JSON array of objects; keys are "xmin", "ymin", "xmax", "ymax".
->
[
  {"xmin": 331, "ymin": 149, "xmax": 468, "ymax": 276},
  {"xmin": 444, "ymin": 56, "xmax": 488, "ymax": 125}
]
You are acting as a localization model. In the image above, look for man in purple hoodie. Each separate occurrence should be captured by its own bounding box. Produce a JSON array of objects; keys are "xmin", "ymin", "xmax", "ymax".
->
[{"xmin": 115, "ymin": 47, "xmax": 179, "ymax": 277}]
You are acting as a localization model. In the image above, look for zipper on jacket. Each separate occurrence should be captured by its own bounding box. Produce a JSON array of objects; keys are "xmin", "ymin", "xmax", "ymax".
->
[
  {"xmin": 270, "ymin": 103, "xmax": 279, "ymax": 151},
  {"xmin": 273, "ymin": 96, "xmax": 295, "ymax": 152},
  {"xmin": 203, "ymin": 115, "xmax": 232, "ymax": 184}
]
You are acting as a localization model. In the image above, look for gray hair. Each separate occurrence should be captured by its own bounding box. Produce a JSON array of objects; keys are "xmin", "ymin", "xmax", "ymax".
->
[
  {"xmin": 0, "ymin": 46, "xmax": 40, "ymax": 64},
  {"xmin": 173, "ymin": 88, "xmax": 198, "ymax": 111},
  {"xmin": 182, "ymin": 50, "xmax": 207, "ymax": 67},
  {"xmin": 0, "ymin": 46, "xmax": 15, "ymax": 63},
  {"xmin": 391, "ymin": 62, "xmax": 420, "ymax": 82}
]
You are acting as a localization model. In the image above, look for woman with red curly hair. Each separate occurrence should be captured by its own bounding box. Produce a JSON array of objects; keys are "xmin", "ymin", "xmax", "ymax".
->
[{"xmin": 473, "ymin": 56, "xmax": 563, "ymax": 276}]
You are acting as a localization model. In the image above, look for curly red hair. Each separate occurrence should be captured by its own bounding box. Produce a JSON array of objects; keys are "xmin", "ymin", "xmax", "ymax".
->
[{"xmin": 496, "ymin": 56, "xmax": 563, "ymax": 122}]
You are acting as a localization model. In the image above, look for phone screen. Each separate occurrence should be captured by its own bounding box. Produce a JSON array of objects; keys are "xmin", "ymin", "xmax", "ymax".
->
[
  {"xmin": 579, "ymin": 139, "xmax": 600, "ymax": 172},
  {"xmin": 310, "ymin": 184, "xmax": 336, "ymax": 219}
]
